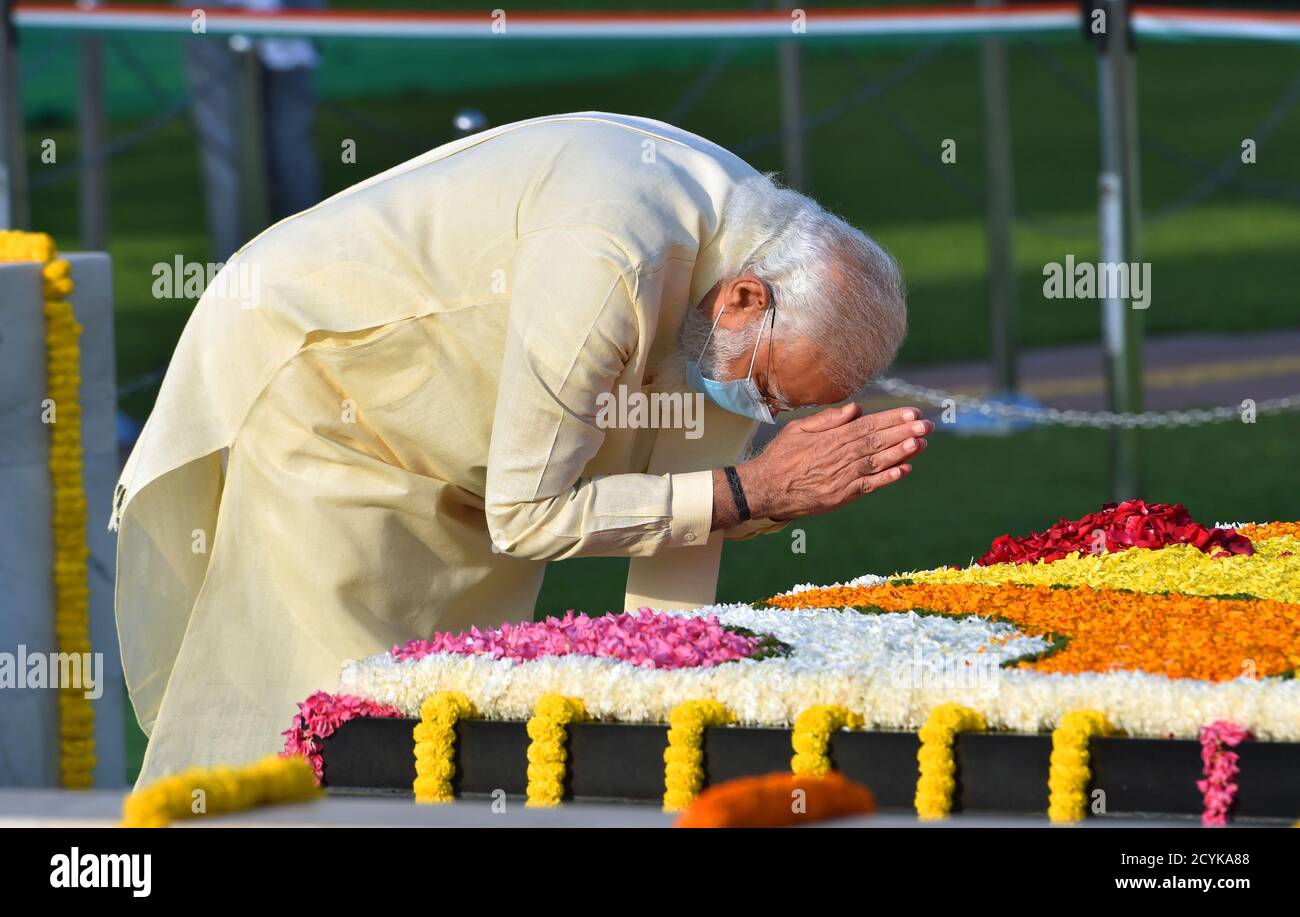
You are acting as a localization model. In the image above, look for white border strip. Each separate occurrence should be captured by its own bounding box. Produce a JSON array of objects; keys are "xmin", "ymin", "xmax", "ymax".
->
[
  {"xmin": 12, "ymin": 6, "xmax": 1080, "ymax": 41},
  {"xmin": 1135, "ymin": 10, "xmax": 1300, "ymax": 44},
  {"xmin": 19, "ymin": 6, "xmax": 1300, "ymax": 44}
]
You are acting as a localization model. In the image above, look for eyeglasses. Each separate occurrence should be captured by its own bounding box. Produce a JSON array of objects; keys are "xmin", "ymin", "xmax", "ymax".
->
[
  {"xmin": 761, "ymin": 386, "xmax": 796, "ymax": 416},
  {"xmin": 753, "ymin": 300, "xmax": 796, "ymax": 415}
]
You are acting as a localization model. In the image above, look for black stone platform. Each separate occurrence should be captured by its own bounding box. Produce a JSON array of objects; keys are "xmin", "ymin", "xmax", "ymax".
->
[{"xmin": 320, "ymin": 717, "xmax": 1300, "ymax": 822}]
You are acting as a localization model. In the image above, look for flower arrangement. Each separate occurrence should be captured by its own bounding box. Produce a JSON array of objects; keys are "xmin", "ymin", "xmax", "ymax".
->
[
  {"xmin": 1047, "ymin": 710, "xmax": 1114, "ymax": 823},
  {"xmin": 339, "ymin": 604, "xmax": 1058, "ymax": 733},
  {"xmin": 413, "ymin": 692, "xmax": 476, "ymax": 803},
  {"xmin": 663, "ymin": 699, "xmax": 735, "ymax": 812},
  {"xmin": 895, "ymin": 532, "xmax": 1300, "ymax": 603},
  {"xmin": 294, "ymin": 507, "xmax": 1300, "ymax": 819},
  {"xmin": 674, "ymin": 772, "xmax": 876, "ymax": 828},
  {"xmin": 281, "ymin": 691, "xmax": 403, "ymax": 782},
  {"xmin": 1198, "ymin": 721, "xmax": 1250, "ymax": 827},
  {"xmin": 120, "ymin": 754, "xmax": 320, "ymax": 828},
  {"xmin": 914, "ymin": 703, "xmax": 985, "ymax": 820},
  {"xmin": 0, "ymin": 231, "xmax": 95, "ymax": 788},
  {"xmin": 769, "ymin": 581, "xmax": 1300, "ymax": 681},
  {"xmin": 525, "ymin": 694, "xmax": 586, "ymax": 807}
]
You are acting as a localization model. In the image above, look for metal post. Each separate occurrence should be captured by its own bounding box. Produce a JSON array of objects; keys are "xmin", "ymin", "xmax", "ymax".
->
[
  {"xmin": 777, "ymin": 0, "xmax": 806, "ymax": 190},
  {"xmin": 0, "ymin": 0, "xmax": 29, "ymax": 229},
  {"xmin": 78, "ymin": 34, "xmax": 108, "ymax": 250},
  {"xmin": 1095, "ymin": 0, "xmax": 1143, "ymax": 499},
  {"xmin": 232, "ymin": 38, "xmax": 270, "ymax": 245},
  {"xmin": 979, "ymin": 0, "xmax": 1018, "ymax": 394}
]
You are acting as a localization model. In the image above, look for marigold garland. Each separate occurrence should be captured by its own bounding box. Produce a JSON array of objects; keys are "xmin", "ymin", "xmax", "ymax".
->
[
  {"xmin": 663, "ymin": 699, "xmax": 735, "ymax": 812},
  {"xmin": 791, "ymin": 705, "xmax": 863, "ymax": 776},
  {"xmin": 524, "ymin": 694, "xmax": 586, "ymax": 807},
  {"xmin": 674, "ymin": 771, "xmax": 876, "ymax": 828},
  {"xmin": 1047, "ymin": 709, "xmax": 1114, "ymax": 823},
  {"xmin": 413, "ymin": 692, "xmax": 476, "ymax": 803},
  {"xmin": 120, "ymin": 754, "xmax": 321, "ymax": 827},
  {"xmin": 0, "ymin": 231, "xmax": 95, "ymax": 788},
  {"xmin": 915, "ymin": 703, "xmax": 985, "ymax": 821}
]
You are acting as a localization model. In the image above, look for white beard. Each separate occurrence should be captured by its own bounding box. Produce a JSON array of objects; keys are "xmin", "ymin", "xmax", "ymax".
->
[{"xmin": 675, "ymin": 304, "xmax": 758, "ymax": 383}]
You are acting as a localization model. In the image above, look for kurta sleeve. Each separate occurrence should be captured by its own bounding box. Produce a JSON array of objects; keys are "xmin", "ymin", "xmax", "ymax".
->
[{"xmin": 484, "ymin": 227, "xmax": 713, "ymax": 562}]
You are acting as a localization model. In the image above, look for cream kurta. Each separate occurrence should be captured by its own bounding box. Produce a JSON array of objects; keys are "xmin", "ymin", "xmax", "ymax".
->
[{"xmin": 115, "ymin": 113, "xmax": 781, "ymax": 784}]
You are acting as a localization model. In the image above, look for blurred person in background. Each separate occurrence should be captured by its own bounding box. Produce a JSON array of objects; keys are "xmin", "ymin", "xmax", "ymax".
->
[{"xmin": 183, "ymin": 0, "xmax": 323, "ymax": 260}]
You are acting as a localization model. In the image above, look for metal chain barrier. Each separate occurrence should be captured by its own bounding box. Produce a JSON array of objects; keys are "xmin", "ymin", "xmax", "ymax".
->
[{"xmin": 872, "ymin": 375, "xmax": 1300, "ymax": 429}]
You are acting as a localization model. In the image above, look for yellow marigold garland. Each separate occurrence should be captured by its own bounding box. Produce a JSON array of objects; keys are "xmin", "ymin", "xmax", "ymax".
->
[
  {"xmin": 525, "ymin": 694, "xmax": 586, "ymax": 807},
  {"xmin": 915, "ymin": 703, "xmax": 986, "ymax": 821},
  {"xmin": 1047, "ymin": 709, "xmax": 1115, "ymax": 823},
  {"xmin": 0, "ymin": 231, "xmax": 95, "ymax": 788},
  {"xmin": 413, "ymin": 692, "xmax": 476, "ymax": 803},
  {"xmin": 791, "ymin": 705, "xmax": 863, "ymax": 776},
  {"xmin": 120, "ymin": 754, "xmax": 321, "ymax": 827},
  {"xmin": 663, "ymin": 699, "xmax": 735, "ymax": 812}
]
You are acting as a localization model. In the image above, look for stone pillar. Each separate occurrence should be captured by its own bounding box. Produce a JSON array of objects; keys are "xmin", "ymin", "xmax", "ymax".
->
[{"xmin": 0, "ymin": 253, "xmax": 126, "ymax": 786}]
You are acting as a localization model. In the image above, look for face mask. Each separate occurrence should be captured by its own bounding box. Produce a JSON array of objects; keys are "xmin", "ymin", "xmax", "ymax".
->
[{"xmin": 686, "ymin": 305, "xmax": 777, "ymax": 424}]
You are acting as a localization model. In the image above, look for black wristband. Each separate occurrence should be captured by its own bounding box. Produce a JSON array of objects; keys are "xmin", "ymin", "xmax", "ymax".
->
[{"xmin": 723, "ymin": 465, "xmax": 751, "ymax": 523}]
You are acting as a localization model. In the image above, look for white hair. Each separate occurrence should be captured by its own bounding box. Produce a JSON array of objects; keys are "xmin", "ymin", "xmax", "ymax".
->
[{"xmin": 699, "ymin": 172, "xmax": 908, "ymax": 396}]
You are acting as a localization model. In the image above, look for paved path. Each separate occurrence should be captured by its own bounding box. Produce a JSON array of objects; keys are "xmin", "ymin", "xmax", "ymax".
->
[
  {"xmin": 862, "ymin": 328, "xmax": 1300, "ymax": 414},
  {"xmin": 0, "ymin": 789, "xmax": 1213, "ymax": 828}
]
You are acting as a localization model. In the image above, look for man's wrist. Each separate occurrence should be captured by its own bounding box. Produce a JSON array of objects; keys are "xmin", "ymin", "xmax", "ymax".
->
[
  {"xmin": 710, "ymin": 462, "xmax": 771, "ymax": 530},
  {"xmin": 710, "ymin": 468, "xmax": 736, "ymax": 530},
  {"xmin": 733, "ymin": 461, "xmax": 769, "ymax": 520}
]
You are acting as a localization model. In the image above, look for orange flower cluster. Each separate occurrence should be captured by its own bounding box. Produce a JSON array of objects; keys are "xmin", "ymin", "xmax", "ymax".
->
[
  {"xmin": 768, "ymin": 583, "xmax": 1300, "ymax": 681},
  {"xmin": 1238, "ymin": 521, "xmax": 1300, "ymax": 541},
  {"xmin": 673, "ymin": 771, "xmax": 876, "ymax": 828}
]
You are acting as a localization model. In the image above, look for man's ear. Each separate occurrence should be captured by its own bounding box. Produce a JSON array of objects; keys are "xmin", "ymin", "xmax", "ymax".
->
[{"xmin": 715, "ymin": 274, "xmax": 770, "ymax": 329}]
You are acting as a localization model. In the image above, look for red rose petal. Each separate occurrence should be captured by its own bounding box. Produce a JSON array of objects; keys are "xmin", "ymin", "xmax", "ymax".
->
[{"xmin": 974, "ymin": 501, "xmax": 1255, "ymax": 566}]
